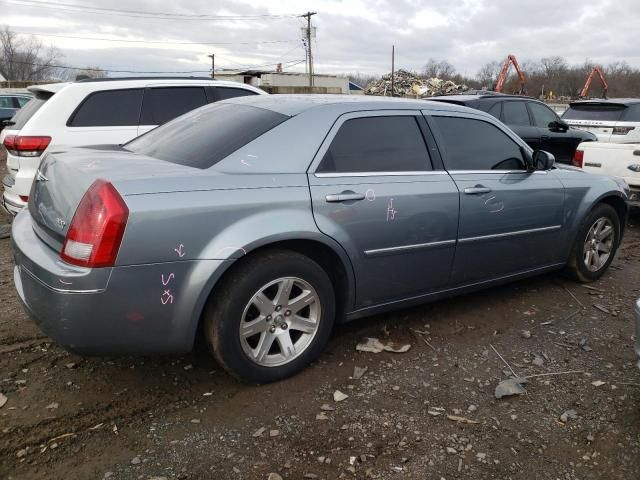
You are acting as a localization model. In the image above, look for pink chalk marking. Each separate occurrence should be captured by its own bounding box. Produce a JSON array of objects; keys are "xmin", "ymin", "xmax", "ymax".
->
[
  {"xmin": 240, "ymin": 159, "xmax": 251, "ymax": 167},
  {"xmin": 386, "ymin": 198, "xmax": 397, "ymax": 221},
  {"xmin": 174, "ymin": 244, "xmax": 185, "ymax": 257},
  {"xmin": 161, "ymin": 273, "xmax": 175, "ymax": 286},
  {"xmin": 161, "ymin": 289, "xmax": 174, "ymax": 305}
]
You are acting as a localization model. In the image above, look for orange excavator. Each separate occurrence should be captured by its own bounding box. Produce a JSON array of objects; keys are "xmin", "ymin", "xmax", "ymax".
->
[
  {"xmin": 579, "ymin": 66, "xmax": 608, "ymax": 99},
  {"xmin": 495, "ymin": 54, "xmax": 526, "ymax": 95}
]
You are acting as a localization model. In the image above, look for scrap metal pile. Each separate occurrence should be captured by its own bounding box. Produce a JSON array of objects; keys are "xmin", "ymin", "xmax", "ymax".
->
[{"xmin": 365, "ymin": 69, "xmax": 468, "ymax": 97}]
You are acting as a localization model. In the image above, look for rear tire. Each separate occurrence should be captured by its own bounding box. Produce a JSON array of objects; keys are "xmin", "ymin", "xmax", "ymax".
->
[
  {"xmin": 565, "ymin": 203, "xmax": 620, "ymax": 282},
  {"xmin": 203, "ymin": 249, "xmax": 335, "ymax": 383}
]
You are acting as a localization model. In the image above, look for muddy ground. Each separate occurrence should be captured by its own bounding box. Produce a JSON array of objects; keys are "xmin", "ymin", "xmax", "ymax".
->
[{"xmin": 1, "ymin": 172, "xmax": 640, "ymax": 479}]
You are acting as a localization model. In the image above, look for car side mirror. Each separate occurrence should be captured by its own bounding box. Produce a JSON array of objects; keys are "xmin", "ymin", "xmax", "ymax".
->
[
  {"xmin": 530, "ymin": 150, "xmax": 555, "ymax": 171},
  {"xmin": 548, "ymin": 120, "xmax": 569, "ymax": 132}
]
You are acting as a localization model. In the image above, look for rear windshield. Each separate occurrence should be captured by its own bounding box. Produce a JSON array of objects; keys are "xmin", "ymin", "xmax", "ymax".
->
[
  {"xmin": 562, "ymin": 104, "xmax": 626, "ymax": 122},
  {"xmin": 124, "ymin": 103, "xmax": 288, "ymax": 169},
  {"xmin": 8, "ymin": 92, "xmax": 53, "ymax": 129}
]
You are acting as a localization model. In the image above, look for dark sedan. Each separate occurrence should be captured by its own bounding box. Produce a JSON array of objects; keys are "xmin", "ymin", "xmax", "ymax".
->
[{"xmin": 429, "ymin": 93, "xmax": 596, "ymax": 164}]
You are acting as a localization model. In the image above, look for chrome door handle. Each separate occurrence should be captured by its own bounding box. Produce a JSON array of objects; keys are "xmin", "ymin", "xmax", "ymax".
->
[
  {"xmin": 325, "ymin": 192, "xmax": 365, "ymax": 203},
  {"xmin": 463, "ymin": 186, "xmax": 492, "ymax": 195}
]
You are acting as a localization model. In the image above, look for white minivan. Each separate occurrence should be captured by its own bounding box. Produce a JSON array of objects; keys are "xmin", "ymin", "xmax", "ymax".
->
[{"xmin": 1, "ymin": 78, "xmax": 265, "ymax": 214}]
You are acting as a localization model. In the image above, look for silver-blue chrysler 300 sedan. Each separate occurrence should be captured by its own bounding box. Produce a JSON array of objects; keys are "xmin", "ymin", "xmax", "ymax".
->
[{"xmin": 12, "ymin": 95, "xmax": 629, "ymax": 383}]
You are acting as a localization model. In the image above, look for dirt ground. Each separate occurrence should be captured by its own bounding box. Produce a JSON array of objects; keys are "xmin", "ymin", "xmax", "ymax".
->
[{"xmin": 1, "ymin": 166, "xmax": 640, "ymax": 479}]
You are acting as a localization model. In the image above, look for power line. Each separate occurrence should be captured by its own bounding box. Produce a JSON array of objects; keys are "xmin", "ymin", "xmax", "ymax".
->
[
  {"xmin": 0, "ymin": 0, "xmax": 301, "ymax": 20},
  {"xmin": 10, "ymin": 58, "xmax": 307, "ymax": 75},
  {"xmin": 12, "ymin": 30, "xmax": 300, "ymax": 46}
]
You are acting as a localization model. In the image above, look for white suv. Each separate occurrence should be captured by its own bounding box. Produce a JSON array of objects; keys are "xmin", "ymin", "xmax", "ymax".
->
[
  {"xmin": 0, "ymin": 78, "xmax": 265, "ymax": 214},
  {"xmin": 561, "ymin": 99, "xmax": 640, "ymax": 143}
]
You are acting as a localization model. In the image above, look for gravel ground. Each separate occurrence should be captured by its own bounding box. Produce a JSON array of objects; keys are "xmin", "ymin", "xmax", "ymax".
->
[{"xmin": 1, "ymin": 151, "xmax": 639, "ymax": 479}]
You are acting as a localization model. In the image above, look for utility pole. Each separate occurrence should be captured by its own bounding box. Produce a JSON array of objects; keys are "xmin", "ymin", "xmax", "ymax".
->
[
  {"xmin": 391, "ymin": 45, "xmax": 395, "ymax": 97},
  {"xmin": 208, "ymin": 53, "xmax": 215, "ymax": 79},
  {"xmin": 301, "ymin": 11, "xmax": 316, "ymax": 88}
]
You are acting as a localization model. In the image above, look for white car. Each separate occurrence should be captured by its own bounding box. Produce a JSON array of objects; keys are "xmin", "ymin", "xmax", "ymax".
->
[
  {"xmin": 574, "ymin": 141, "xmax": 639, "ymax": 205},
  {"xmin": 0, "ymin": 78, "xmax": 265, "ymax": 214},
  {"xmin": 562, "ymin": 99, "xmax": 640, "ymax": 144}
]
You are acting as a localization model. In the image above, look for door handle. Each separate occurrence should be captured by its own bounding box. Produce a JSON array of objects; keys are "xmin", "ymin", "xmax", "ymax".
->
[
  {"xmin": 325, "ymin": 192, "xmax": 365, "ymax": 203},
  {"xmin": 463, "ymin": 186, "xmax": 492, "ymax": 195}
]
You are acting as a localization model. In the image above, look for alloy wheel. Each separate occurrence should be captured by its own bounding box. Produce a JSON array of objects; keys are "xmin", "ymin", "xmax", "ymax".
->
[
  {"xmin": 583, "ymin": 217, "xmax": 615, "ymax": 272},
  {"xmin": 239, "ymin": 277, "xmax": 321, "ymax": 367}
]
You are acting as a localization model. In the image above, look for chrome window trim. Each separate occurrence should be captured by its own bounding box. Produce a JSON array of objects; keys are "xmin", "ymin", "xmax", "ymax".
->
[
  {"xmin": 448, "ymin": 170, "xmax": 549, "ymax": 175},
  {"xmin": 459, "ymin": 225, "xmax": 562, "ymax": 244},
  {"xmin": 314, "ymin": 171, "xmax": 448, "ymax": 178},
  {"xmin": 364, "ymin": 239, "xmax": 456, "ymax": 257}
]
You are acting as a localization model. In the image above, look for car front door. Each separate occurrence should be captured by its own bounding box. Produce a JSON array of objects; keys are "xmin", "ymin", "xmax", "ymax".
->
[
  {"xmin": 528, "ymin": 101, "xmax": 575, "ymax": 164},
  {"xmin": 501, "ymin": 100, "xmax": 541, "ymax": 150},
  {"xmin": 426, "ymin": 112, "xmax": 565, "ymax": 286},
  {"xmin": 308, "ymin": 111, "xmax": 460, "ymax": 309}
]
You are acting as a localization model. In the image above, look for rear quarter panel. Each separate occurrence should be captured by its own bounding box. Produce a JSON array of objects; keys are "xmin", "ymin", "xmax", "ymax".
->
[{"xmin": 552, "ymin": 166, "xmax": 628, "ymax": 259}]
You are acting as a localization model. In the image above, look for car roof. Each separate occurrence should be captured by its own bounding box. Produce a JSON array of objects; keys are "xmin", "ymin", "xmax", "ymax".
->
[
  {"xmin": 428, "ymin": 92, "xmax": 535, "ymax": 103},
  {"xmin": 219, "ymin": 94, "xmax": 473, "ymax": 116},
  {"xmin": 569, "ymin": 98, "xmax": 640, "ymax": 107},
  {"xmin": 27, "ymin": 78, "xmax": 263, "ymax": 95}
]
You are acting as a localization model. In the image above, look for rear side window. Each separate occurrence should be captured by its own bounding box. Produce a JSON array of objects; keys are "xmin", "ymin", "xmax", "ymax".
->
[
  {"xmin": 622, "ymin": 105, "xmax": 640, "ymax": 122},
  {"xmin": 9, "ymin": 92, "xmax": 52, "ymax": 129},
  {"xmin": 124, "ymin": 103, "xmax": 288, "ymax": 169},
  {"xmin": 16, "ymin": 96, "xmax": 32, "ymax": 107},
  {"xmin": 502, "ymin": 101, "xmax": 531, "ymax": 126},
  {"xmin": 529, "ymin": 102, "xmax": 559, "ymax": 127},
  {"xmin": 216, "ymin": 87, "xmax": 259, "ymax": 100},
  {"xmin": 69, "ymin": 89, "xmax": 143, "ymax": 127},
  {"xmin": 487, "ymin": 103, "xmax": 501, "ymax": 119},
  {"xmin": 317, "ymin": 116, "xmax": 431, "ymax": 173},
  {"xmin": 432, "ymin": 116, "xmax": 525, "ymax": 171},
  {"xmin": 140, "ymin": 87, "xmax": 208, "ymax": 125},
  {"xmin": 562, "ymin": 104, "xmax": 626, "ymax": 122}
]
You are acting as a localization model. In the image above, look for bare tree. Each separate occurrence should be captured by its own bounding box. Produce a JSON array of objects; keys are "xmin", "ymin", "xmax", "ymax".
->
[
  {"xmin": 0, "ymin": 26, "xmax": 63, "ymax": 81},
  {"xmin": 476, "ymin": 60, "xmax": 502, "ymax": 89},
  {"xmin": 422, "ymin": 59, "xmax": 456, "ymax": 79}
]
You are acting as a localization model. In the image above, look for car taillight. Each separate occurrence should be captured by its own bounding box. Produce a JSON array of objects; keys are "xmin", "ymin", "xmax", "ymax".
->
[
  {"xmin": 61, "ymin": 179, "xmax": 129, "ymax": 268},
  {"xmin": 573, "ymin": 149, "xmax": 584, "ymax": 168},
  {"xmin": 612, "ymin": 126, "xmax": 635, "ymax": 135},
  {"xmin": 19, "ymin": 195, "xmax": 29, "ymax": 202},
  {"xmin": 3, "ymin": 135, "xmax": 51, "ymax": 157}
]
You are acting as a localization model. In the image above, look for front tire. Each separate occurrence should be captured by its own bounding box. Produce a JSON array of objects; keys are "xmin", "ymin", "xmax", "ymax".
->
[
  {"xmin": 566, "ymin": 203, "xmax": 621, "ymax": 282},
  {"xmin": 203, "ymin": 249, "xmax": 335, "ymax": 383}
]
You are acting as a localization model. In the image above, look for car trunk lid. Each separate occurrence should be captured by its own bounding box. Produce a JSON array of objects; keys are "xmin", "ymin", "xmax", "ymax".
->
[{"xmin": 562, "ymin": 102, "xmax": 627, "ymax": 142}]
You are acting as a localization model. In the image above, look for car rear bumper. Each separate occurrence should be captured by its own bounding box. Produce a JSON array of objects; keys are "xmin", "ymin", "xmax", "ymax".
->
[
  {"xmin": 12, "ymin": 209, "xmax": 226, "ymax": 355},
  {"xmin": 635, "ymin": 299, "xmax": 640, "ymax": 369},
  {"xmin": 2, "ymin": 190, "xmax": 25, "ymax": 215}
]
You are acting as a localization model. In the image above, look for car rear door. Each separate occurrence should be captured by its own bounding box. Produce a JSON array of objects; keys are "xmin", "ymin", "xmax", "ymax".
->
[
  {"xmin": 426, "ymin": 111, "xmax": 565, "ymax": 286},
  {"xmin": 137, "ymin": 86, "xmax": 209, "ymax": 136},
  {"xmin": 501, "ymin": 100, "xmax": 541, "ymax": 150},
  {"xmin": 307, "ymin": 111, "xmax": 460, "ymax": 309},
  {"xmin": 528, "ymin": 101, "xmax": 575, "ymax": 164}
]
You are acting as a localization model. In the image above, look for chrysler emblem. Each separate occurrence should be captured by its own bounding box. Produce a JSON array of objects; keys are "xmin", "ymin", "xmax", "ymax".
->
[{"xmin": 55, "ymin": 218, "xmax": 66, "ymax": 229}]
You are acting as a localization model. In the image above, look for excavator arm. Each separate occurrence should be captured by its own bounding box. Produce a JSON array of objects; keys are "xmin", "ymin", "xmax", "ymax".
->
[
  {"xmin": 495, "ymin": 54, "xmax": 526, "ymax": 94},
  {"xmin": 580, "ymin": 66, "xmax": 608, "ymax": 99}
]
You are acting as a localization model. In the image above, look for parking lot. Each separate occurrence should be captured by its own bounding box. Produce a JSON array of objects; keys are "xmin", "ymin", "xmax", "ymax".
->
[{"xmin": 1, "ymin": 168, "xmax": 639, "ymax": 480}]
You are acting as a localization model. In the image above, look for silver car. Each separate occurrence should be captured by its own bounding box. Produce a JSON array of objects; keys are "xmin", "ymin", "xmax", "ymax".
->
[{"xmin": 12, "ymin": 95, "xmax": 629, "ymax": 383}]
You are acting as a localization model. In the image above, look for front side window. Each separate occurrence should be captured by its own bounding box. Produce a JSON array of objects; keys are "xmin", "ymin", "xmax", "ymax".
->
[
  {"xmin": 216, "ymin": 87, "xmax": 259, "ymax": 100},
  {"xmin": 529, "ymin": 102, "xmax": 559, "ymax": 127},
  {"xmin": 432, "ymin": 116, "xmax": 525, "ymax": 171},
  {"xmin": 487, "ymin": 103, "xmax": 501, "ymax": 119},
  {"xmin": 0, "ymin": 97, "xmax": 13, "ymax": 108},
  {"xmin": 502, "ymin": 101, "xmax": 531, "ymax": 126},
  {"xmin": 69, "ymin": 89, "xmax": 144, "ymax": 127},
  {"xmin": 140, "ymin": 87, "xmax": 208, "ymax": 125},
  {"xmin": 317, "ymin": 116, "xmax": 431, "ymax": 173}
]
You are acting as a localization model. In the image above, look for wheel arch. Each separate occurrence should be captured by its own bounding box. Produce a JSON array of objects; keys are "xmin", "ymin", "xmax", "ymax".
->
[{"xmin": 188, "ymin": 235, "xmax": 356, "ymax": 349}]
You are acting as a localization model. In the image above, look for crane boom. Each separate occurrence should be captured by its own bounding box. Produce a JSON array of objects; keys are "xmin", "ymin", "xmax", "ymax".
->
[
  {"xmin": 580, "ymin": 66, "xmax": 608, "ymax": 99},
  {"xmin": 495, "ymin": 54, "xmax": 526, "ymax": 94}
]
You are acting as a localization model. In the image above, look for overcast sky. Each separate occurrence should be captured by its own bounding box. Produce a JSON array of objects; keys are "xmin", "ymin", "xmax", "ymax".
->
[{"xmin": 2, "ymin": 0, "xmax": 639, "ymax": 78}]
